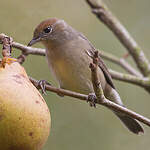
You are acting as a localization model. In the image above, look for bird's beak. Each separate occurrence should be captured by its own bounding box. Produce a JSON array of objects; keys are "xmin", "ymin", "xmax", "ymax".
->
[{"xmin": 27, "ymin": 37, "xmax": 41, "ymax": 46}]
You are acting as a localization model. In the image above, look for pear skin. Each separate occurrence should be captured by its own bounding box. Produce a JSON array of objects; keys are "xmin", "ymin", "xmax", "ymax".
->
[{"xmin": 0, "ymin": 62, "xmax": 50, "ymax": 150}]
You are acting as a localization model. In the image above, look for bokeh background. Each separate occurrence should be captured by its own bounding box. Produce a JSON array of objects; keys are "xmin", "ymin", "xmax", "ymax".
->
[{"xmin": 1, "ymin": 0, "xmax": 150, "ymax": 149}]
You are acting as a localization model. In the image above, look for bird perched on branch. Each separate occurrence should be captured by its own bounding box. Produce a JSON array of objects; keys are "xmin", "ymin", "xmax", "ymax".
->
[{"xmin": 28, "ymin": 18, "xmax": 143, "ymax": 134}]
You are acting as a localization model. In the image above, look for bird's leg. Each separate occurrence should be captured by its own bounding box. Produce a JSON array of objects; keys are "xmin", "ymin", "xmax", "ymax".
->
[
  {"xmin": 38, "ymin": 80, "xmax": 51, "ymax": 95},
  {"xmin": 87, "ymin": 93, "xmax": 97, "ymax": 108}
]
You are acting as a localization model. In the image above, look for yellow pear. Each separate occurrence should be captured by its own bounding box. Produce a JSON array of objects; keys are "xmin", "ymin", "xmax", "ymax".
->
[{"xmin": 0, "ymin": 61, "xmax": 51, "ymax": 150}]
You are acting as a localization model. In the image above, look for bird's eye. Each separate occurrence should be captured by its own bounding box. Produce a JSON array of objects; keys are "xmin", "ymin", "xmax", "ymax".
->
[{"xmin": 43, "ymin": 26, "xmax": 52, "ymax": 33}]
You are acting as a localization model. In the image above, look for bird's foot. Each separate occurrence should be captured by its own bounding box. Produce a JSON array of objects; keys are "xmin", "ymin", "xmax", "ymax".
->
[
  {"xmin": 1, "ymin": 57, "xmax": 17, "ymax": 68},
  {"xmin": 87, "ymin": 93, "xmax": 97, "ymax": 108},
  {"xmin": 38, "ymin": 80, "xmax": 51, "ymax": 95},
  {"xmin": 37, "ymin": 80, "xmax": 65, "ymax": 97}
]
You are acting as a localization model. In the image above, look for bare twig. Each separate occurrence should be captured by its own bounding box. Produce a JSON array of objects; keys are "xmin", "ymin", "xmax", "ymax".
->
[
  {"xmin": 0, "ymin": 33, "xmax": 12, "ymax": 58},
  {"xmin": 12, "ymin": 41, "xmax": 45, "ymax": 56},
  {"xmin": 86, "ymin": 0, "xmax": 150, "ymax": 76},
  {"xmin": 109, "ymin": 69, "xmax": 150, "ymax": 88},
  {"xmin": 30, "ymin": 76, "xmax": 150, "ymax": 127},
  {"xmin": 30, "ymin": 77, "xmax": 88, "ymax": 101},
  {"xmin": 17, "ymin": 52, "xmax": 28, "ymax": 64},
  {"xmin": 89, "ymin": 51, "xmax": 105, "ymax": 101},
  {"xmin": 99, "ymin": 50, "xmax": 142, "ymax": 77}
]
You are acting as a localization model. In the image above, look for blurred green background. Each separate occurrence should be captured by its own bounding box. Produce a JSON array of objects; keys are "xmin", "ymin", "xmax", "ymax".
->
[{"xmin": 1, "ymin": 0, "xmax": 150, "ymax": 149}]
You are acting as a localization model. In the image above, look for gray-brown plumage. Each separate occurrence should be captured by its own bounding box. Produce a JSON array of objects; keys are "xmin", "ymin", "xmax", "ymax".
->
[{"xmin": 28, "ymin": 18, "xmax": 144, "ymax": 134}]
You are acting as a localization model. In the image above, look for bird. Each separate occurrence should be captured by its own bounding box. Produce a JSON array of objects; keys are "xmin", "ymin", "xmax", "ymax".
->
[{"xmin": 28, "ymin": 18, "xmax": 144, "ymax": 134}]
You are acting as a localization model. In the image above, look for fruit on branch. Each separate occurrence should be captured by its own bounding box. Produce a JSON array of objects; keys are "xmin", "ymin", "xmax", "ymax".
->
[{"xmin": 0, "ymin": 60, "xmax": 50, "ymax": 150}]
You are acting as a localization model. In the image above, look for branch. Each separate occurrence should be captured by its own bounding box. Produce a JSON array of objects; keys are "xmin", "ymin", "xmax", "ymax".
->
[
  {"xmin": 0, "ymin": 33, "xmax": 13, "ymax": 58},
  {"xmin": 109, "ymin": 69, "xmax": 150, "ymax": 88},
  {"xmin": 30, "ymin": 76, "xmax": 150, "ymax": 127},
  {"xmin": 86, "ymin": 0, "xmax": 150, "ymax": 76},
  {"xmin": 99, "ymin": 50, "xmax": 142, "ymax": 77},
  {"xmin": 12, "ymin": 41, "xmax": 45, "ymax": 56},
  {"xmin": 0, "ymin": 35, "xmax": 45, "ymax": 56},
  {"xmin": 17, "ymin": 52, "xmax": 28, "ymax": 64},
  {"xmin": 30, "ymin": 77, "xmax": 88, "ymax": 101},
  {"xmin": 90, "ymin": 51, "xmax": 105, "ymax": 101}
]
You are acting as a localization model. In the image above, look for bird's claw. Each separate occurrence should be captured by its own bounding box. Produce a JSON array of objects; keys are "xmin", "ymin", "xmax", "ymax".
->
[
  {"xmin": 38, "ymin": 80, "xmax": 51, "ymax": 95},
  {"xmin": 87, "ymin": 93, "xmax": 97, "ymax": 108}
]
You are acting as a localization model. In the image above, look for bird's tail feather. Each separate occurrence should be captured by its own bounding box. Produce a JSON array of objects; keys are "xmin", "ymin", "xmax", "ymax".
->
[
  {"xmin": 115, "ymin": 113, "xmax": 144, "ymax": 134},
  {"xmin": 106, "ymin": 88, "xmax": 144, "ymax": 134}
]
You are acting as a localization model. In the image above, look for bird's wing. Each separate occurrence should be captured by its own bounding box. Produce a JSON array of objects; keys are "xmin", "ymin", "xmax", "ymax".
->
[
  {"xmin": 79, "ymin": 33, "xmax": 115, "ymax": 89},
  {"xmin": 97, "ymin": 55, "xmax": 115, "ymax": 89}
]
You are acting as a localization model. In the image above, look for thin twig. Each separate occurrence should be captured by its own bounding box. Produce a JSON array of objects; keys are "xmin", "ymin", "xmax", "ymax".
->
[
  {"xmin": 12, "ymin": 41, "xmax": 45, "ymax": 56},
  {"xmin": 86, "ymin": 0, "xmax": 150, "ymax": 76},
  {"xmin": 17, "ymin": 52, "xmax": 28, "ymax": 64},
  {"xmin": 0, "ymin": 33, "xmax": 12, "ymax": 58},
  {"xmin": 89, "ymin": 51, "xmax": 105, "ymax": 101},
  {"xmin": 99, "ymin": 50, "xmax": 142, "ymax": 77},
  {"xmin": 109, "ymin": 69, "xmax": 150, "ymax": 88},
  {"xmin": 30, "ymin": 77, "xmax": 88, "ymax": 101}
]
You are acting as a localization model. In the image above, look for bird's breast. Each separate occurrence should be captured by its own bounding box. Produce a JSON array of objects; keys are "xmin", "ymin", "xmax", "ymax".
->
[{"xmin": 45, "ymin": 45, "xmax": 94, "ymax": 94}]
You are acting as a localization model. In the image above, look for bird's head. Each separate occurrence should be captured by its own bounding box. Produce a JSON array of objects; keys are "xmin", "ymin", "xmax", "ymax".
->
[{"xmin": 28, "ymin": 18, "xmax": 76, "ymax": 47}]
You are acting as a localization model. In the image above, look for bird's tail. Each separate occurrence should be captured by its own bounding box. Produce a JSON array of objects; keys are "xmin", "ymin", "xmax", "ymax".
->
[
  {"xmin": 106, "ymin": 88, "xmax": 144, "ymax": 134},
  {"xmin": 115, "ymin": 113, "xmax": 144, "ymax": 134}
]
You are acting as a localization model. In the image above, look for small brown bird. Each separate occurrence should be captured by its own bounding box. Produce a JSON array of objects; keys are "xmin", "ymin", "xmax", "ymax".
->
[{"xmin": 28, "ymin": 18, "xmax": 143, "ymax": 134}]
